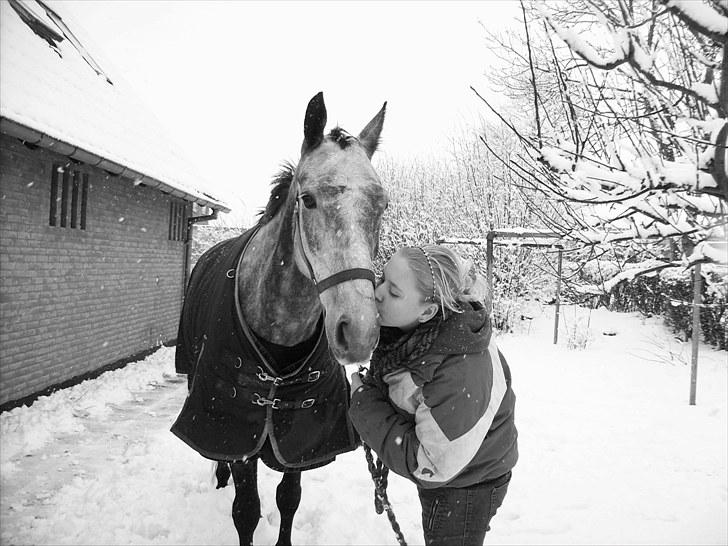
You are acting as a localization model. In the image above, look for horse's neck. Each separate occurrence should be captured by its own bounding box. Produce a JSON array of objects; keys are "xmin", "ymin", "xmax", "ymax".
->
[{"xmin": 238, "ymin": 217, "xmax": 321, "ymax": 346}]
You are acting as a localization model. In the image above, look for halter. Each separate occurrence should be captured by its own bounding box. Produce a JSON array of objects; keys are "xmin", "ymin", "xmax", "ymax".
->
[{"xmin": 293, "ymin": 183, "xmax": 376, "ymax": 294}]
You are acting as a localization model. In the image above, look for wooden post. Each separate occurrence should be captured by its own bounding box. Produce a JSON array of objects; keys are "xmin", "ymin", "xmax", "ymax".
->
[
  {"xmin": 689, "ymin": 262, "xmax": 702, "ymax": 406},
  {"xmin": 553, "ymin": 248, "xmax": 563, "ymax": 345},
  {"xmin": 486, "ymin": 231, "xmax": 494, "ymax": 300}
]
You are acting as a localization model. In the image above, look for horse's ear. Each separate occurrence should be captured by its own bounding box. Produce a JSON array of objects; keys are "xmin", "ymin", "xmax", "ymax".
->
[
  {"xmin": 358, "ymin": 101, "xmax": 387, "ymax": 159},
  {"xmin": 302, "ymin": 92, "xmax": 327, "ymax": 155}
]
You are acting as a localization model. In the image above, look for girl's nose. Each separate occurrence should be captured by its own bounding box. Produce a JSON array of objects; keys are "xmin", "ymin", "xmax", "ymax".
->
[{"xmin": 374, "ymin": 284, "xmax": 384, "ymax": 302}]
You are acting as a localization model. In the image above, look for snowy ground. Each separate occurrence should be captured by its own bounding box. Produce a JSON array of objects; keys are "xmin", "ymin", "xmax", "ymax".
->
[{"xmin": 1, "ymin": 305, "xmax": 726, "ymax": 545}]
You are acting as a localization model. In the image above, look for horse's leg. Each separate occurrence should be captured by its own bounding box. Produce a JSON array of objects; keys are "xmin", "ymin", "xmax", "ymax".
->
[
  {"xmin": 231, "ymin": 459, "xmax": 261, "ymax": 546},
  {"xmin": 275, "ymin": 471, "xmax": 302, "ymax": 546},
  {"xmin": 215, "ymin": 460, "xmax": 231, "ymax": 488}
]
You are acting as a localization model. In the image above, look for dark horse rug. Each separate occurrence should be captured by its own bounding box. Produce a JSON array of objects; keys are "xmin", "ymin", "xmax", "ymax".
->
[{"xmin": 171, "ymin": 227, "xmax": 359, "ymax": 471}]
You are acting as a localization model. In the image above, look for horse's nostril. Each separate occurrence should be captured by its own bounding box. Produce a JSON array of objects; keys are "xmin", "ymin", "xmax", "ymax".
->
[{"xmin": 336, "ymin": 317, "xmax": 349, "ymax": 351}]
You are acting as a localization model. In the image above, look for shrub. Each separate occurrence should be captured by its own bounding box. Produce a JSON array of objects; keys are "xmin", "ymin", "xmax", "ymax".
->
[{"xmin": 607, "ymin": 266, "xmax": 726, "ymax": 350}]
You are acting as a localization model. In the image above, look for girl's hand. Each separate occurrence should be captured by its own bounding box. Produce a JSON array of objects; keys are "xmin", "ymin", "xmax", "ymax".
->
[{"xmin": 350, "ymin": 371, "xmax": 363, "ymax": 393}]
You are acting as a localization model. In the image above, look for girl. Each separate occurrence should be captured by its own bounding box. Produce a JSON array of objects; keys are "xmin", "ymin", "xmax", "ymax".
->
[{"xmin": 349, "ymin": 245, "xmax": 518, "ymax": 546}]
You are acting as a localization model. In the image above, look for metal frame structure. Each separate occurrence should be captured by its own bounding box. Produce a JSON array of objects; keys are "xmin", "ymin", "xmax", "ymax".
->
[
  {"xmin": 441, "ymin": 230, "xmax": 708, "ymax": 404},
  {"xmin": 438, "ymin": 229, "xmax": 566, "ymax": 344}
]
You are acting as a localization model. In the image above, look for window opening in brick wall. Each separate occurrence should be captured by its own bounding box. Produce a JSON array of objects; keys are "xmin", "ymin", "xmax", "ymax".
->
[
  {"xmin": 80, "ymin": 174, "xmax": 88, "ymax": 229},
  {"xmin": 70, "ymin": 171, "xmax": 79, "ymax": 228},
  {"xmin": 60, "ymin": 168, "xmax": 69, "ymax": 227},
  {"xmin": 50, "ymin": 163, "xmax": 88, "ymax": 230},
  {"xmin": 49, "ymin": 165, "xmax": 58, "ymax": 225},
  {"xmin": 169, "ymin": 201, "xmax": 188, "ymax": 241}
]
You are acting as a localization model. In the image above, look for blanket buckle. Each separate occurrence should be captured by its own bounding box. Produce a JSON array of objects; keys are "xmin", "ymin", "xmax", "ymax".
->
[
  {"xmin": 256, "ymin": 366, "xmax": 282, "ymax": 385},
  {"xmin": 252, "ymin": 392, "xmax": 280, "ymax": 409}
]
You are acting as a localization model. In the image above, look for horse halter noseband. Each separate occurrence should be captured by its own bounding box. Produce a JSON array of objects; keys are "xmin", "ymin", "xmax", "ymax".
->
[{"xmin": 293, "ymin": 184, "xmax": 376, "ymax": 294}]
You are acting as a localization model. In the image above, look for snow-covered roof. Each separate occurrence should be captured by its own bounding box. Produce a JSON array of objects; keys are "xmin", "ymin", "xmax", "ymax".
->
[{"xmin": 0, "ymin": 0, "xmax": 230, "ymax": 212}]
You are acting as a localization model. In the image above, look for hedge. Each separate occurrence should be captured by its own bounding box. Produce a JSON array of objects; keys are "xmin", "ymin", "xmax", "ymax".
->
[{"xmin": 608, "ymin": 267, "xmax": 726, "ymax": 351}]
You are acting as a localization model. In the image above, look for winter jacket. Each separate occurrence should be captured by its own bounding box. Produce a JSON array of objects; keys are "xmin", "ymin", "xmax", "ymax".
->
[
  {"xmin": 171, "ymin": 227, "xmax": 359, "ymax": 468},
  {"xmin": 349, "ymin": 305, "xmax": 518, "ymax": 489}
]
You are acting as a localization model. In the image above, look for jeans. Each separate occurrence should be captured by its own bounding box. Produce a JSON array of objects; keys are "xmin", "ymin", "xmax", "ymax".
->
[{"xmin": 418, "ymin": 471, "xmax": 511, "ymax": 546}]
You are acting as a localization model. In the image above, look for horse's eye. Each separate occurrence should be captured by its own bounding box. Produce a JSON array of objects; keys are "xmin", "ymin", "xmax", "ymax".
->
[{"xmin": 300, "ymin": 194, "xmax": 317, "ymax": 209}]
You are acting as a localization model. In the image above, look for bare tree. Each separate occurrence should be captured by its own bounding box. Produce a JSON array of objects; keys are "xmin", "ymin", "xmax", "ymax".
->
[{"xmin": 476, "ymin": 0, "xmax": 727, "ymax": 291}]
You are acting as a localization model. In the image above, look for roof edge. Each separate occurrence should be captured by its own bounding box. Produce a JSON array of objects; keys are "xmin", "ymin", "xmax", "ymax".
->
[{"xmin": 0, "ymin": 117, "xmax": 231, "ymax": 213}]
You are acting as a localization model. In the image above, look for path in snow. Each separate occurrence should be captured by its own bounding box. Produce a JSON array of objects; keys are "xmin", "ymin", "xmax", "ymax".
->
[
  {"xmin": 2, "ymin": 375, "xmax": 186, "ymax": 509},
  {"xmin": 1, "ymin": 307, "xmax": 726, "ymax": 545}
]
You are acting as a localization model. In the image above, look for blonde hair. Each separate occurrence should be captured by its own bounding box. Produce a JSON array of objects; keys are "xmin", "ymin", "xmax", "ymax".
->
[{"xmin": 399, "ymin": 245, "xmax": 489, "ymax": 318}]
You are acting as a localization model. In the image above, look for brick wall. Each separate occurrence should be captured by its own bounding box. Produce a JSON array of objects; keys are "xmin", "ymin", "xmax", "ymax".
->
[{"xmin": 0, "ymin": 134, "xmax": 189, "ymax": 406}]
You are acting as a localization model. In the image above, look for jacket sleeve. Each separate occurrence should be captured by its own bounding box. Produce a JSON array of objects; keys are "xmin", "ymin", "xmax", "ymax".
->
[
  {"xmin": 350, "ymin": 343, "xmax": 507, "ymax": 487},
  {"xmin": 348, "ymin": 383, "xmax": 421, "ymax": 480}
]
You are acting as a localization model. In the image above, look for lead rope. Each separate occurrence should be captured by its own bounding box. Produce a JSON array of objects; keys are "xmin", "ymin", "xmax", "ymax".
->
[{"xmin": 363, "ymin": 443, "xmax": 407, "ymax": 546}]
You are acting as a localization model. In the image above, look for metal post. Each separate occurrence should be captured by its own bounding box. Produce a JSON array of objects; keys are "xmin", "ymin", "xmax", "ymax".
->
[
  {"xmin": 689, "ymin": 263, "xmax": 702, "ymax": 406},
  {"xmin": 486, "ymin": 231, "xmax": 494, "ymax": 301},
  {"xmin": 553, "ymin": 248, "xmax": 563, "ymax": 345}
]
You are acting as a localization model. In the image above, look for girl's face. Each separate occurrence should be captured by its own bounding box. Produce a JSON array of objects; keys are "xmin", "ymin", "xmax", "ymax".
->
[{"xmin": 375, "ymin": 251, "xmax": 437, "ymax": 332}]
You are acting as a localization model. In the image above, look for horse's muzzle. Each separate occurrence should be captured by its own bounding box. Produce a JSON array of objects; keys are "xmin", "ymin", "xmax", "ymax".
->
[{"xmin": 329, "ymin": 312, "xmax": 378, "ymax": 365}]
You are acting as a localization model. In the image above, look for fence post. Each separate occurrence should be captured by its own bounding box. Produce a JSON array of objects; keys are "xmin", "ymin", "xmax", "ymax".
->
[
  {"xmin": 689, "ymin": 263, "xmax": 702, "ymax": 406},
  {"xmin": 486, "ymin": 231, "xmax": 494, "ymax": 300},
  {"xmin": 553, "ymin": 248, "xmax": 563, "ymax": 344}
]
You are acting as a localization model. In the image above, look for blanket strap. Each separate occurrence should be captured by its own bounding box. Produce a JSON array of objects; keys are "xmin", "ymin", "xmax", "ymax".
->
[{"xmin": 251, "ymin": 392, "xmax": 315, "ymax": 410}]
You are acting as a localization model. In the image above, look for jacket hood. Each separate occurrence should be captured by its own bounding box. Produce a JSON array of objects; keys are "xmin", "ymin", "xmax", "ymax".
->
[{"xmin": 428, "ymin": 303, "xmax": 492, "ymax": 355}]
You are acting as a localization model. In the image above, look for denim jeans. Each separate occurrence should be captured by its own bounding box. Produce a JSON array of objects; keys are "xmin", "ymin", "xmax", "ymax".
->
[{"xmin": 418, "ymin": 471, "xmax": 511, "ymax": 546}]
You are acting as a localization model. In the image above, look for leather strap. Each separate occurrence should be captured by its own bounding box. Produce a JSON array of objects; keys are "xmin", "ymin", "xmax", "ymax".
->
[
  {"xmin": 294, "ymin": 184, "xmax": 376, "ymax": 294},
  {"xmin": 314, "ymin": 268, "xmax": 375, "ymax": 294}
]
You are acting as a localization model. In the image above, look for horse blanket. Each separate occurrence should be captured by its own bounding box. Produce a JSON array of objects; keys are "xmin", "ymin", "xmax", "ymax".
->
[{"xmin": 171, "ymin": 227, "xmax": 360, "ymax": 468}]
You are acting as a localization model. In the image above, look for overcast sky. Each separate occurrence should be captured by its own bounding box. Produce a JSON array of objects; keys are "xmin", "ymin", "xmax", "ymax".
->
[{"xmin": 56, "ymin": 1, "xmax": 521, "ymax": 224}]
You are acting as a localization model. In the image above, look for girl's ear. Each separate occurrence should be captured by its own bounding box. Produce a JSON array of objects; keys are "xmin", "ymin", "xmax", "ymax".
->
[{"xmin": 418, "ymin": 303, "xmax": 438, "ymax": 324}]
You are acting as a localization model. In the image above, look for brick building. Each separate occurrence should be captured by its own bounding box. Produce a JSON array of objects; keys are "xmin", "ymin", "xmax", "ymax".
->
[{"xmin": 0, "ymin": 1, "xmax": 229, "ymax": 409}]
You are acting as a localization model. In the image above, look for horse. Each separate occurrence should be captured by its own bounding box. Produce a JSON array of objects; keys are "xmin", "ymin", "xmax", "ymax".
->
[{"xmin": 171, "ymin": 92, "xmax": 388, "ymax": 545}]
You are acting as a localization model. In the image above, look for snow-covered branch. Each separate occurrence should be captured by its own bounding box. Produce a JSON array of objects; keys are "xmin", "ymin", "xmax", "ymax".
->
[
  {"xmin": 661, "ymin": 0, "xmax": 728, "ymax": 43},
  {"xmin": 538, "ymin": 6, "xmax": 633, "ymax": 70},
  {"xmin": 479, "ymin": 0, "xmax": 727, "ymax": 272},
  {"xmin": 575, "ymin": 259, "xmax": 682, "ymax": 294},
  {"xmin": 539, "ymin": 135, "xmax": 724, "ymax": 200},
  {"xmin": 539, "ymin": 3, "xmax": 725, "ymax": 111}
]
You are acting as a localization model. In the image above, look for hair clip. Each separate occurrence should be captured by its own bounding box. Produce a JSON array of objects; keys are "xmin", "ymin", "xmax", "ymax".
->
[{"xmin": 419, "ymin": 247, "xmax": 437, "ymax": 301}]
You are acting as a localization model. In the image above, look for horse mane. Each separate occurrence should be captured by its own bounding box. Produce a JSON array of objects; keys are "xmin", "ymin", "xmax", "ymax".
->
[
  {"xmin": 256, "ymin": 129, "xmax": 358, "ymax": 226},
  {"xmin": 256, "ymin": 161, "xmax": 295, "ymax": 226}
]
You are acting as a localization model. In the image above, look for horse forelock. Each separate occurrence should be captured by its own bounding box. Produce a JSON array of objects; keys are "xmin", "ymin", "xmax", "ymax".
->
[
  {"xmin": 256, "ymin": 129, "xmax": 375, "ymax": 227},
  {"xmin": 327, "ymin": 127, "xmax": 357, "ymax": 149},
  {"xmin": 256, "ymin": 162, "xmax": 296, "ymax": 227}
]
